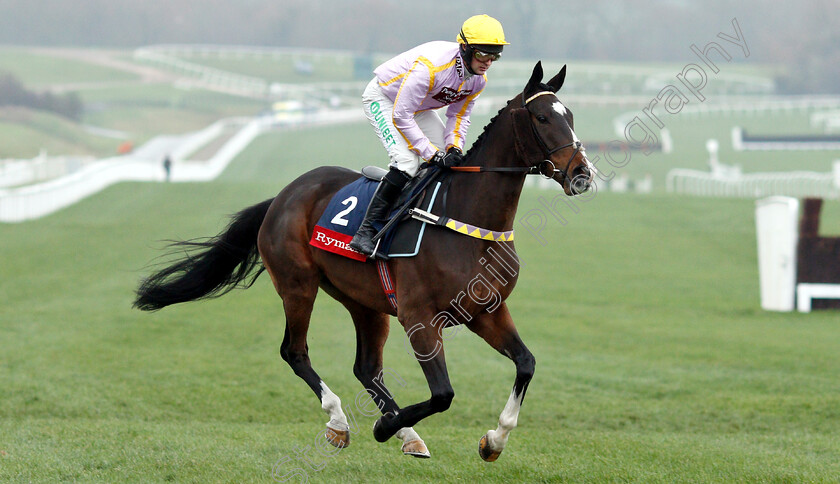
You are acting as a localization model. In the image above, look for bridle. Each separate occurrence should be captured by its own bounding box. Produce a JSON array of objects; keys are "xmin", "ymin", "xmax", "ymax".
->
[
  {"xmin": 522, "ymin": 91, "xmax": 583, "ymax": 183},
  {"xmin": 449, "ymin": 90, "xmax": 585, "ymax": 191}
]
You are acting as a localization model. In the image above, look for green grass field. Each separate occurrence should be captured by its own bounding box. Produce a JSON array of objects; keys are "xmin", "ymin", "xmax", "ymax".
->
[
  {"xmin": 2, "ymin": 122, "xmax": 840, "ymax": 483},
  {"xmin": 0, "ymin": 47, "xmax": 138, "ymax": 87},
  {"xmin": 0, "ymin": 48, "xmax": 267, "ymax": 158},
  {"xmin": 3, "ymin": 47, "xmax": 840, "ymax": 482},
  {"xmin": 0, "ymin": 107, "xmax": 122, "ymax": 158}
]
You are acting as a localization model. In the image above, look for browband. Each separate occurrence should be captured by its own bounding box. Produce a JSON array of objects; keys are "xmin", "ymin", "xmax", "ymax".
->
[{"xmin": 523, "ymin": 91, "xmax": 556, "ymax": 105}]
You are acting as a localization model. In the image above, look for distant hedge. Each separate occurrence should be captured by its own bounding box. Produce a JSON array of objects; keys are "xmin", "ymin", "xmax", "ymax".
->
[{"xmin": 0, "ymin": 72, "xmax": 82, "ymax": 120}]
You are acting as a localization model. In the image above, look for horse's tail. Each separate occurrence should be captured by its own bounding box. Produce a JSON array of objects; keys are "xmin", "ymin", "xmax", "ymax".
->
[{"xmin": 133, "ymin": 198, "xmax": 274, "ymax": 311}]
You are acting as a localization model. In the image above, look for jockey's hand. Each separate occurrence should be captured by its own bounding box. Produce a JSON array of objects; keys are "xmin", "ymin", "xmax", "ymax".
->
[{"xmin": 431, "ymin": 147, "xmax": 465, "ymax": 168}]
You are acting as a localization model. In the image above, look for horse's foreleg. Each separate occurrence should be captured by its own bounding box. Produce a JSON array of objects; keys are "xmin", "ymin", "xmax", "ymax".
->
[
  {"xmin": 466, "ymin": 303, "xmax": 535, "ymax": 462},
  {"xmin": 372, "ymin": 317, "xmax": 453, "ymax": 446},
  {"xmin": 343, "ymin": 301, "xmax": 430, "ymax": 458},
  {"xmin": 395, "ymin": 427, "xmax": 429, "ymax": 458}
]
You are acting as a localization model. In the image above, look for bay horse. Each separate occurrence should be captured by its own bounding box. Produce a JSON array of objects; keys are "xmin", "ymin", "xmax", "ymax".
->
[{"xmin": 134, "ymin": 62, "xmax": 594, "ymax": 461}]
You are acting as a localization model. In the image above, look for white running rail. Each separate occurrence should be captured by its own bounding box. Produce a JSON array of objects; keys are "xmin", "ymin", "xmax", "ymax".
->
[
  {"xmin": 0, "ymin": 117, "xmax": 264, "ymax": 222},
  {"xmin": 667, "ymin": 163, "xmax": 840, "ymax": 199}
]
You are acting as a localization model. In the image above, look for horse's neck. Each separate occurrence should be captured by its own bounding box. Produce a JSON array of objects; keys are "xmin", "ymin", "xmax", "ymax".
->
[{"xmin": 447, "ymin": 132, "xmax": 526, "ymax": 232}]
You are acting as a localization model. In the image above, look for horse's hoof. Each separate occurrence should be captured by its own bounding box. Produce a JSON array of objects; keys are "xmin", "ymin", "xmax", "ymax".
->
[
  {"xmin": 325, "ymin": 426, "xmax": 350, "ymax": 448},
  {"xmin": 373, "ymin": 412, "xmax": 397, "ymax": 442},
  {"xmin": 478, "ymin": 434, "xmax": 502, "ymax": 462},
  {"xmin": 402, "ymin": 439, "xmax": 430, "ymax": 458}
]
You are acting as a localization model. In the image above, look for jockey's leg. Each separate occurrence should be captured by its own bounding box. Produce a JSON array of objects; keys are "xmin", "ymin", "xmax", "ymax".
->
[
  {"xmin": 355, "ymin": 78, "xmax": 446, "ymax": 257},
  {"xmin": 349, "ymin": 167, "xmax": 410, "ymax": 257}
]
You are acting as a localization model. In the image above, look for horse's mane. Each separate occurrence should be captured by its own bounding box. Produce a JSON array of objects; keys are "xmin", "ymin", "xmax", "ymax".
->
[
  {"xmin": 464, "ymin": 100, "xmax": 511, "ymax": 161},
  {"xmin": 464, "ymin": 84, "xmax": 553, "ymax": 161}
]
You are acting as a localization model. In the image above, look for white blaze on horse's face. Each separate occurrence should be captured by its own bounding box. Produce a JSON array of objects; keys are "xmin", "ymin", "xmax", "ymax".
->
[
  {"xmin": 553, "ymin": 101, "xmax": 579, "ymax": 142},
  {"xmin": 553, "ymin": 100, "xmax": 596, "ymax": 176}
]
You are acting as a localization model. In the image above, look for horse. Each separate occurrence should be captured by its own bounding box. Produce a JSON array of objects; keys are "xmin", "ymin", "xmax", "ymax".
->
[{"xmin": 134, "ymin": 61, "xmax": 594, "ymax": 461}]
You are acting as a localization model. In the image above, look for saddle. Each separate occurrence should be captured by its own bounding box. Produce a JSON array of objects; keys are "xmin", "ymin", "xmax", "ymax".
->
[{"xmin": 309, "ymin": 167, "xmax": 444, "ymax": 261}]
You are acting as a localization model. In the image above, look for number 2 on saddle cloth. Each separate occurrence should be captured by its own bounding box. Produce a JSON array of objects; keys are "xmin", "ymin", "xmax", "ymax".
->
[{"xmin": 309, "ymin": 172, "xmax": 444, "ymax": 261}]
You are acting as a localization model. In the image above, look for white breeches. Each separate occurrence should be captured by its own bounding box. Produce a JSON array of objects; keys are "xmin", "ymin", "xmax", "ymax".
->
[{"xmin": 362, "ymin": 78, "xmax": 445, "ymax": 177}]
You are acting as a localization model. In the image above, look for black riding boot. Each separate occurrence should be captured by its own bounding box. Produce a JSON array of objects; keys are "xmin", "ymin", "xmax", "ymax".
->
[{"xmin": 350, "ymin": 168, "xmax": 411, "ymax": 257}]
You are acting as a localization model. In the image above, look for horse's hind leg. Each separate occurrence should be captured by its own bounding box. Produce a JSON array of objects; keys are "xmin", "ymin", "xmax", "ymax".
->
[
  {"xmin": 341, "ymin": 300, "xmax": 430, "ymax": 458},
  {"xmin": 272, "ymin": 267, "xmax": 353, "ymax": 448}
]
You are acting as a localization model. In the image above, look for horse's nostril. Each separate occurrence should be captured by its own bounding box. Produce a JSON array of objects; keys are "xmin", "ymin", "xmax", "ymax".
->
[{"xmin": 571, "ymin": 176, "xmax": 590, "ymax": 194}]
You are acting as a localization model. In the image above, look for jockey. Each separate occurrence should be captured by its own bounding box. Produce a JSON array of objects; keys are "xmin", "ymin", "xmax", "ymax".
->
[{"xmin": 349, "ymin": 14, "xmax": 508, "ymax": 257}]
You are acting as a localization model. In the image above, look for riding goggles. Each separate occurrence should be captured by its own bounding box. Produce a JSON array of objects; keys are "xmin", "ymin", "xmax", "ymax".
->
[{"xmin": 474, "ymin": 50, "xmax": 501, "ymax": 62}]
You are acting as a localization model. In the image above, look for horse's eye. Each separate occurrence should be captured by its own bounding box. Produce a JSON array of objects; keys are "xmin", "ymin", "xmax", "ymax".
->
[{"xmin": 536, "ymin": 115, "xmax": 548, "ymax": 123}]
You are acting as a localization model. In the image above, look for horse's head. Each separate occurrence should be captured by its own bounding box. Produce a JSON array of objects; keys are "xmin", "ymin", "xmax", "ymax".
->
[{"xmin": 511, "ymin": 62, "xmax": 594, "ymax": 195}]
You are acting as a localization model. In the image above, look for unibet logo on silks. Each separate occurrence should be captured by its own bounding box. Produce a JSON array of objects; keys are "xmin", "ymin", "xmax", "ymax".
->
[{"xmin": 369, "ymin": 102, "xmax": 397, "ymax": 147}]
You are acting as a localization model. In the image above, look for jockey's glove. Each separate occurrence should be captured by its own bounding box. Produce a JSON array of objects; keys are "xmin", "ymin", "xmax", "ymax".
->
[{"xmin": 430, "ymin": 147, "xmax": 465, "ymax": 168}]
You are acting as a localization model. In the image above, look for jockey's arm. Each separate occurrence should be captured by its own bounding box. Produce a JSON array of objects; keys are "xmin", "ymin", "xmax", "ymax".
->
[
  {"xmin": 391, "ymin": 61, "xmax": 440, "ymax": 161},
  {"xmin": 444, "ymin": 86, "xmax": 483, "ymax": 152}
]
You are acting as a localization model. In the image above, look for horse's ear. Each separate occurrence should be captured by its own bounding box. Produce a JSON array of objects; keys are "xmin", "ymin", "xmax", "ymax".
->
[
  {"xmin": 547, "ymin": 64, "xmax": 567, "ymax": 93},
  {"xmin": 523, "ymin": 61, "xmax": 544, "ymax": 98}
]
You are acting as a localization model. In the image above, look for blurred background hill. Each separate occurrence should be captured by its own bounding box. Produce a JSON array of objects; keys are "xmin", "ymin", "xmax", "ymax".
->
[
  {"xmin": 0, "ymin": 0, "xmax": 837, "ymax": 93},
  {"xmin": 0, "ymin": 0, "xmax": 838, "ymax": 190}
]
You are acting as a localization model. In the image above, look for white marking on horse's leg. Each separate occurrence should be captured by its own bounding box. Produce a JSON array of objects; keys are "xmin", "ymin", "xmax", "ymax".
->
[
  {"xmin": 320, "ymin": 381, "xmax": 349, "ymax": 431},
  {"xmin": 485, "ymin": 389, "xmax": 523, "ymax": 451},
  {"xmin": 396, "ymin": 427, "xmax": 421, "ymax": 444},
  {"xmin": 396, "ymin": 427, "xmax": 430, "ymax": 457}
]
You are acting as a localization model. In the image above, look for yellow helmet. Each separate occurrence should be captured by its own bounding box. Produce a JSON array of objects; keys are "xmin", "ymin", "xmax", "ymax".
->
[{"xmin": 457, "ymin": 14, "xmax": 509, "ymax": 52}]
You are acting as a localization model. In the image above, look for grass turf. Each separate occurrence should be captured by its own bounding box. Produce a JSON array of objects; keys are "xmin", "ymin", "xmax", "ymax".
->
[{"xmin": 1, "ymin": 126, "xmax": 839, "ymax": 481}]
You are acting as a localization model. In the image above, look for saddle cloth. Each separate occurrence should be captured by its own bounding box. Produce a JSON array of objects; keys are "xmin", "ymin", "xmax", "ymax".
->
[{"xmin": 310, "ymin": 169, "xmax": 442, "ymax": 261}]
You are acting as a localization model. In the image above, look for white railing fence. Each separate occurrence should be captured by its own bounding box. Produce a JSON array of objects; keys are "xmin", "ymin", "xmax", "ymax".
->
[
  {"xmin": 0, "ymin": 107, "xmax": 367, "ymax": 223},
  {"xmin": 0, "ymin": 158, "xmax": 161, "ymax": 222},
  {"xmin": 134, "ymin": 47, "xmax": 269, "ymax": 99},
  {"xmin": 0, "ymin": 117, "xmax": 267, "ymax": 223},
  {"xmin": 0, "ymin": 155, "xmax": 97, "ymax": 188},
  {"xmin": 667, "ymin": 163, "xmax": 840, "ymax": 199}
]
